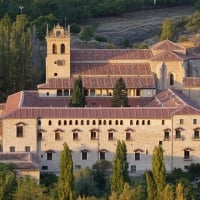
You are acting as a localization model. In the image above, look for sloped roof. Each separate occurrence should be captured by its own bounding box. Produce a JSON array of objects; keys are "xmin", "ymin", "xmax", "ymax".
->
[
  {"xmin": 71, "ymin": 49, "xmax": 153, "ymax": 61},
  {"xmin": 71, "ymin": 63, "xmax": 153, "ymax": 76},
  {"xmin": 151, "ymin": 51, "xmax": 185, "ymax": 61},
  {"xmin": 150, "ymin": 39, "xmax": 186, "ymax": 51},
  {"xmin": 38, "ymin": 76, "xmax": 155, "ymax": 89}
]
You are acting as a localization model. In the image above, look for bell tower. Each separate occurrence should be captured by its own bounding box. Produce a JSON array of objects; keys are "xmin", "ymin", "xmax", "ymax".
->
[{"xmin": 45, "ymin": 24, "xmax": 70, "ymax": 81}]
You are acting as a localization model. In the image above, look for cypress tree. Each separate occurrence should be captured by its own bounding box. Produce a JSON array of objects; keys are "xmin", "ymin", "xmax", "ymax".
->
[
  {"xmin": 70, "ymin": 76, "xmax": 86, "ymax": 107},
  {"xmin": 110, "ymin": 140, "xmax": 129, "ymax": 196},
  {"xmin": 145, "ymin": 171, "xmax": 156, "ymax": 200},
  {"xmin": 163, "ymin": 184, "xmax": 175, "ymax": 200},
  {"xmin": 175, "ymin": 183, "xmax": 186, "ymax": 200},
  {"xmin": 58, "ymin": 143, "xmax": 74, "ymax": 200},
  {"xmin": 152, "ymin": 145, "xmax": 166, "ymax": 199},
  {"xmin": 111, "ymin": 77, "xmax": 129, "ymax": 107}
]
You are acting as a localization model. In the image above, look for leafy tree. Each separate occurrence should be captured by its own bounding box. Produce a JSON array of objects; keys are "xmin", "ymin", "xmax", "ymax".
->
[
  {"xmin": 145, "ymin": 171, "xmax": 156, "ymax": 200},
  {"xmin": 160, "ymin": 18, "xmax": 175, "ymax": 41},
  {"xmin": 110, "ymin": 140, "xmax": 129, "ymax": 196},
  {"xmin": 14, "ymin": 175, "xmax": 47, "ymax": 200},
  {"xmin": 185, "ymin": 11, "xmax": 200, "ymax": 35},
  {"xmin": 152, "ymin": 145, "xmax": 166, "ymax": 199},
  {"xmin": 58, "ymin": 142, "xmax": 74, "ymax": 200},
  {"xmin": 80, "ymin": 26, "xmax": 94, "ymax": 43},
  {"xmin": 70, "ymin": 76, "xmax": 86, "ymax": 107},
  {"xmin": 70, "ymin": 23, "xmax": 81, "ymax": 34},
  {"xmin": 119, "ymin": 183, "xmax": 134, "ymax": 200},
  {"xmin": 0, "ymin": 163, "xmax": 16, "ymax": 200},
  {"xmin": 111, "ymin": 77, "xmax": 129, "ymax": 107}
]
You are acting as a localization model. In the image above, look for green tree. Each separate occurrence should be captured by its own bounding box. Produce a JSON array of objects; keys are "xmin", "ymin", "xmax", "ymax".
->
[
  {"xmin": 185, "ymin": 11, "xmax": 200, "ymax": 35},
  {"xmin": 110, "ymin": 140, "xmax": 129, "ymax": 197},
  {"xmin": 58, "ymin": 142, "xmax": 74, "ymax": 200},
  {"xmin": 160, "ymin": 18, "xmax": 175, "ymax": 41},
  {"xmin": 14, "ymin": 175, "xmax": 47, "ymax": 200},
  {"xmin": 0, "ymin": 163, "xmax": 16, "ymax": 200},
  {"xmin": 163, "ymin": 184, "xmax": 175, "ymax": 200},
  {"xmin": 111, "ymin": 77, "xmax": 129, "ymax": 107},
  {"xmin": 145, "ymin": 171, "xmax": 156, "ymax": 200},
  {"xmin": 70, "ymin": 76, "xmax": 86, "ymax": 107},
  {"xmin": 119, "ymin": 183, "xmax": 134, "ymax": 200},
  {"xmin": 175, "ymin": 183, "xmax": 186, "ymax": 200},
  {"xmin": 80, "ymin": 26, "xmax": 94, "ymax": 43}
]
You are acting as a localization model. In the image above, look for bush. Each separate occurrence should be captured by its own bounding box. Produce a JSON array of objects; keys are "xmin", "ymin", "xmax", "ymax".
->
[
  {"xmin": 106, "ymin": 43, "xmax": 116, "ymax": 49},
  {"xmin": 94, "ymin": 35, "xmax": 107, "ymax": 43},
  {"xmin": 70, "ymin": 23, "xmax": 81, "ymax": 34}
]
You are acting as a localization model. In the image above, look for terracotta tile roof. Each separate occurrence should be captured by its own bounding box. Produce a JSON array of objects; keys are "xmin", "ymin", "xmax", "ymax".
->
[
  {"xmin": 150, "ymin": 39, "xmax": 185, "ymax": 51},
  {"xmin": 151, "ymin": 51, "xmax": 185, "ymax": 61},
  {"xmin": 183, "ymin": 77, "xmax": 200, "ymax": 88},
  {"xmin": 38, "ymin": 76, "xmax": 155, "ymax": 89},
  {"xmin": 71, "ymin": 49, "xmax": 153, "ymax": 61},
  {"xmin": 71, "ymin": 63, "xmax": 153, "ymax": 76}
]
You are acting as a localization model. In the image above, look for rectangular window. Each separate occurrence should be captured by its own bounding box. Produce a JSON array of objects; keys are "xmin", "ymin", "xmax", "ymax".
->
[
  {"xmin": 108, "ymin": 132, "xmax": 113, "ymax": 140},
  {"xmin": 47, "ymin": 152, "xmax": 52, "ymax": 160},
  {"xmin": 135, "ymin": 152, "xmax": 141, "ymax": 160},
  {"xmin": 194, "ymin": 130, "xmax": 199, "ymax": 139},
  {"xmin": 42, "ymin": 166, "xmax": 48, "ymax": 170},
  {"xmin": 175, "ymin": 130, "xmax": 181, "ymax": 139},
  {"xmin": 91, "ymin": 131, "xmax": 96, "ymax": 140},
  {"xmin": 10, "ymin": 146, "xmax": 15, "ymax": 152},
  {"xmin": 184, "ymin": 150, "xmax": 190, "ymax": 160},
  {"xmin": 25, "ymin": 146, "xmax": 30, "ymax": 152},
  {"xmin": 55, "ymin": 132, "xmax": 60, "ymax": 140},
  {"xmin": 16, "ymin": 126, "xmax": 23, "ymax": 137},
  {"xmin": 126, "ymin": 132, "xmax": 131, "ymax": 141},
  {"xmin": 180, "ymin": 119, "xmax": 184, "ymax": 125},
  {"xmin": 164, "ymin": 131, "xmax": 170, "ymax": 140},
  {"xmin": 130, "ymin": 165, "xmax": 136, "ymax": 173},
  {"xmin": 100, "ymin": 151, "xmax": 105, "ymax": 160},
  {"xmin": 82, "ymin": 151, "xmax": 87, "ymax": 160},
  {"xmin": 57, "ymin": 60, "xmax": 65, "ymax": 66},
  {"xmin": 73, "ymin": 132, "xmax": 78, "ymax": 140},
  {"xmin": 193, "ymin": 119, "xmax": 197, "ymax": 124}
]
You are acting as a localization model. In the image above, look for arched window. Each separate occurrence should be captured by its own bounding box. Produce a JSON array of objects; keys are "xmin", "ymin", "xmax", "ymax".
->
[
  {"xmin": 169, "ymin": 74, "xmax": 174, "ymax": 86},
  {"xmin": 52, "ymin": 44, "xmax": 57, "ymax": 54},
  {"xmin": 61, "ymin": 44, "xmax": 65, "ymax": 54},
  {"xmin": 58, "ymin": 120, "xmax": 61, "ymax": 126},
  {"xmin": 48, "ymin": 120, "xmax": 52, "ymax": 126}
]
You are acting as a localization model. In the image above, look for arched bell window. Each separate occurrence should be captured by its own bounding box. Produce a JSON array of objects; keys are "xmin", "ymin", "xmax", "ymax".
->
[{"xmin": 169, "ymin": 73, "xmax": 174, "ymax": 86}]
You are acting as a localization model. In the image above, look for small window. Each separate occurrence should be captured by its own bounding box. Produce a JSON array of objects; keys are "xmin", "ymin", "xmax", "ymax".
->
[
  {"xmin": 64, "ymin": 120, "xmax": 67, "ymax": 125},
  {"xmin": 169, "ymin": 74, "xmax": 174, "ymax": 86},
  {"xmin": 136, "ymin": 89, "xmax": 141, "ymax": 96},
  {"xmin": 57, "ymin": 60, "xmax": 65, "ymax": 66},
  {"xmin": 42, "ymin": 166, "xmax": 48, "ymax": 170},
  {"xmin": 69, "ymin": 120, "xmax": 72, "ymax": 125},
  {"xmin": 130, "ymin": 120, "xmax": 133, "ymax": 125},
  {"xmin": 73, "ymin": 132, "xmax": 78, "ymax": 141},
  {"xmin": 52, "ymin": 44, "xmax": 57, "ymax": 54},
  {"xmin": 57, "ymin": 89, "xmax": 62, "ymax": 96},
  {"xmin": 91, "ymin": 131, "xmax": 96, "ymax": 140},
  {"xmin": 108, "ymin": 132, "xmax": 113, "ymax": 140},
  {"xmin": 175, "ymin": 130, "xmax": 181, "ymax": 139},
  {"xmin": 48, "ymin": 120, "xmax": 52, "ymax": 126},
  {"xmin": 142, "ymin": 120, "xmax": 145, "ymax": 125},
  {"xmin": 75, "ymin": 120, "xmax": 78, "ymax": 125},
  {"xmin": 92, "ymin": 120, "xmax": 96, "ymax": 125},
  {"xmin": 87, "ymin": 120, "xmax": 90, "ymax": 125},
  {"xmin": 126, "ymin": 132, "xmax": 131, "ymax": 141},
  {"xmin": 25, "ymin": 146, "xmax": 30, "ymax": 152},
  {"xmin": 47, "ymin": 152, "xmax": 52, "ymax": 160},
  {"xmin": 54, "ymin": 73, "xmax": 58, "ymax": 76},
  {"xmin": 120, "ymin": 120, "xmax": 123, "ymax": 125},
  {"xmin": 162, "ymin": 120, "xmax": 165, "ymax": 125},
  {"xmin": 136, "ymin": 120, "xmax": 139, "ymax": 125},
  {"xmin": 58, "ymin": 120, "xmax": 61, "ymax": 126},
  {"xmin": 64, "ymin": 90, "xmax": 69, "ymax": 96},
  {"xmin": 130, "ymin": 165, "xmax": 136, "ymax": 173},
  {"xmin": 98, "ymin": 120, "xmax": 102, "ymax": 125},
  {"xmin": 81, "ymin": 120, "xmax": 84, "ymax": 125},
  {"xmin": 193, "ymin": 119, "xmax": 197, "ymax": 124},
  {"xmin": 164, "ymin": 131, "xmax": 170, "ymax": 140},
  {"xmin": 16, "ymin": 126, "xmax": 23, "ymax": 137},
  {"xmin": 180, "ymin": 119, "xmax": 184, "ymax": 125},
  {"xmin": 46, "ymin": 92, "xmax": 49, "ymax": 96},
  {"xmin": 184, "ymin": 150, "xmax": 190, "ymax": 160},
  {"xmin": 135, "ymin": 152, "xmax": 141, "ymax": 160},
  {"xmin": 55, "ymin": 132, "xmax": 60, "ymax": 140},
  {"xmin": 115, "ymin": 120, "xmax": 118, "ymax": 125},
  {"xmin": 82, "ymin": 151, "xmax": 87, "ymax": 160},
  {"xmin": 194, "ymin": 130, "xmax": 199, "ymax": 139},
  {"xmin": 103, "ymin": 120, "xmax": 107, "ymax": 125},
  {"xmin": 147, "ymin": 120, "xmax": 151, "ymax": 125},
  {"xmin": 10, "ymin": 146, "xmax": 15, "ymax": 152},
  {"xmin": 61, "ymin": 44, "xmax": 65, "ymax": 54},
  {"xmin": 99, "ymin": 151, "xmax": 105, "ymax": 160},
  {"xmin": 159, "ymin": 141, "xmax": 162, "ymax": 145},
  {"xmin": 109, "ymin": 120, "xmax": 112, "ymax": 125}
]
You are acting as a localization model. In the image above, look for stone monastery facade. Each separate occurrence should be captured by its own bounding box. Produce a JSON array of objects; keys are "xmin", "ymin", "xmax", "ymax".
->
[{"xmin": 1, "ymin": 24, "xmax": 200, "ymax": 179}]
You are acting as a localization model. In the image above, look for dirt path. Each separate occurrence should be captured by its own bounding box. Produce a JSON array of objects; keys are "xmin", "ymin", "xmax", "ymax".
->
[{"xmin": 86, "ymin": 6, "xmax": 195, "ymax": 46}]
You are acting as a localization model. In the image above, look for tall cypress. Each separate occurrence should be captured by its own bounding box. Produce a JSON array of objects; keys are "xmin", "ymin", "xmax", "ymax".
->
[
  {"xmin": 70, "ymin": 76, "xmax": 86, "ymax": 107},
  {"xmin": 58, "ymin": 143, "xmax": 74, "ymax": 200},
  {"xmin": 145, "ymin": 171, "xmax": 156, "ymax": 200},
  {"xmin": 111, "ymin": 77, "xmax": 128, "ymax": 107},
  {"xmin": 110, "ymin": 140, "xmax": 129, "ymax": 196}
]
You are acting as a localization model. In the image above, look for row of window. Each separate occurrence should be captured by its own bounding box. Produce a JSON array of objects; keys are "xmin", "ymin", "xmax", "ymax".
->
[
  {"xmin": 10, "ymin": 146, "xmax": 30, "ymax": 152},
  {"xmin": 38, "ymin": 118, "xmax": 199, "ymax": 126}
]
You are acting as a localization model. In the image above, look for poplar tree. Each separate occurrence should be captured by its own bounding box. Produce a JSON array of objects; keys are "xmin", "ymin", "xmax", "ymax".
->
[
  {"xmin": 111, "ymin": 77, "xmax": 128, "ymax": 107},
  {"xmin": 163, "ymin": 184, "xmax": 174, "ymax": 200},
  {"xmin": 110, "ymin": 140, "xmax": 129, "ymax": 196},
  {"xmin": 58, "ymin": 142, "xmax": 74, "ymax": 200},
  {"xmin": 175, "ymin": 183, "xmax": 186, "ymax": 200},
  {"xmin": 145, "ymin": 171, "xmax": 156, "ymax": 200},
  {"xmin": 70, "ymin": 76, "xmax": 86, "ymax": 107}
]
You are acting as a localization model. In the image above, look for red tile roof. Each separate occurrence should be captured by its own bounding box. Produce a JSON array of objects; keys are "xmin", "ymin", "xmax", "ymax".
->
[
  {"xmin": 71, "ymin": 63, "xmax": 153, "ymax": 76},
  {"xmin": 183, "ymin": 77, "xmax": 200, "ymax": 88},
  {"xmin": 151, "ymin": 51, "xmax": 185, "ymax": 61},
  {"xmin": 71, "ymin": 49, "xmax": 153, "ymax": 61},
  {"xmin": 150, "ymin": 40, "xmax": 185, "ymax": 51},
  {"xmin": 38, "ymin": 76, "xmax": 155, "ymax": 89}
]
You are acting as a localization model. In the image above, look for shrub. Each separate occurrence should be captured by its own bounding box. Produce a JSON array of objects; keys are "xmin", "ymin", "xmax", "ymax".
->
[
  {"xmin": 94, "ymin": 35, "xmax": 107, "ymax": 42},
  {"xmin": 70, "ymin": 23, "xmax": 81, "ymax": 34}
]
